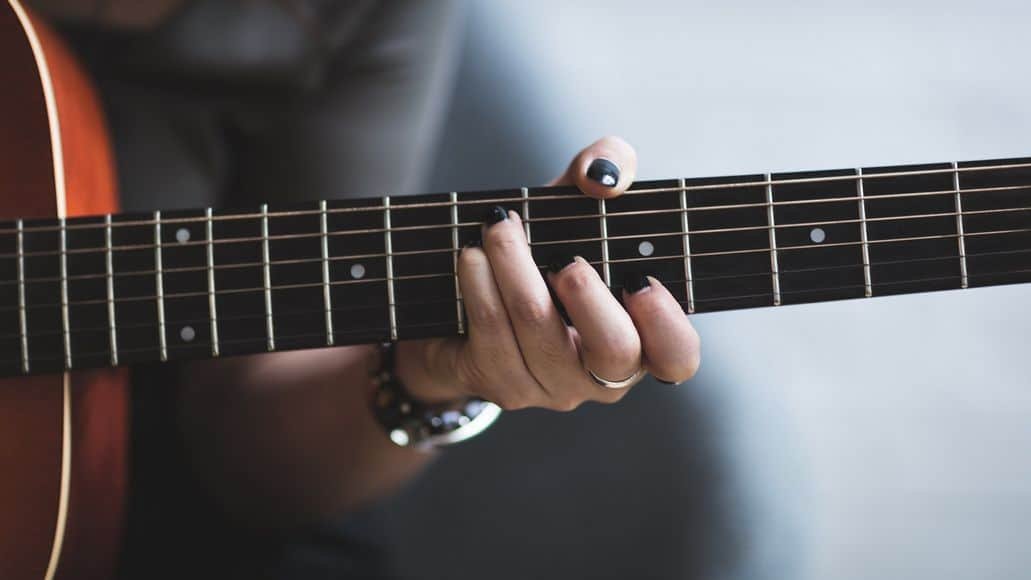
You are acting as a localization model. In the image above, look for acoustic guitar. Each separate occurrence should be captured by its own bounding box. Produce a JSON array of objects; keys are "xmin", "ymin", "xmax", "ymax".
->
[{"xmin": 3, "ymin": 0, "xmax": 1030, "ymax": 577}]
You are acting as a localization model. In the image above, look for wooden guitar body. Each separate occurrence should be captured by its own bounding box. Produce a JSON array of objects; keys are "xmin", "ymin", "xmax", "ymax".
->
[{"xmin": 0, "ymin": 1, "xmax": 128, "ymax": 578}]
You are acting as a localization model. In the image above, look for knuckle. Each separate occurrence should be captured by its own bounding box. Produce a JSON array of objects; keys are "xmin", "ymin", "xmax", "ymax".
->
[
  {"xmin": 457, "ymin": 245, "xmax": 485, "ymax": 271},
  {"xmin": 468, "ymin": 301, "xmax": 507, "ymax": 329},
  {"xmin": 510, "ymin": 296, "xmax": 553, "ymax": 326},
  {"xmin": 493, "ymin": 392, "xmax": 530, "ymax": 412},
  {"xmin": 596, "ymin": 387, "xmax": 629, "ymax": 405},
  {"xmin": 491, "ymin": 233, "xmax": 525, "ymax": 256},
  {"xmin": 549, "ymin": 396, "xmax": 583, "ymax": 413},
  {"xmin": 558, "ymin": 264, "xmax": 597, "ymax": 295}
]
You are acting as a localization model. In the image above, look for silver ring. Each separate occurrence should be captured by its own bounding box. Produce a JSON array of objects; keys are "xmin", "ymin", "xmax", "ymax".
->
[{"xmin": 586, "ymin": 366, "xmax": 646, "ymax": 389}]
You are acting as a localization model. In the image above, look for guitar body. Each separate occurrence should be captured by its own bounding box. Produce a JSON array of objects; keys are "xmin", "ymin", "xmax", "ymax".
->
[{"xmin": 0, "ymin": 1, "xmax": 127, "ymax": 578}]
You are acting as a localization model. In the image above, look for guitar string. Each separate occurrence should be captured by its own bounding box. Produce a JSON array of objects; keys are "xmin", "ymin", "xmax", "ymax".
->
[
  {"xmin": 4, "ymin": 182, "xmax": 1030, "ymax": 262},
  {"xmin": 3, "ymin": 201, "xmax": 1030, "ymax": 286},
  {"xmin": 3, "ymin": 227, "xmax": 1031, "ymax": 315},
  {"xmin": 3, "ymin": 159, "xmax": 1031, "ymax": 237},
  {"xmin": 3, "ymin": 244, "xmax": 1029, "ymax": 342},
  {"xmin": 0, "ymin": 239, "xmax": 997, "ymax": 341},
  {"xmin": 4, "ymin": 264, "xmax": 1028, "ymax": 368}
]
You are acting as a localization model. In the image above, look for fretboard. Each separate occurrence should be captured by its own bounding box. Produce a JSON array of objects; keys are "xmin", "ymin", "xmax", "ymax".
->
[{"xmin": 2, "ymin": 156, "xmax": 1030, "ymax": 377}]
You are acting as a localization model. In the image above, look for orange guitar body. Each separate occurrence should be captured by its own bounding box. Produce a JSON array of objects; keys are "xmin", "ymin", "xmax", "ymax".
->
[{"xmin": 0, "ymin": 1, "xmax": 128, "ymax": 578}]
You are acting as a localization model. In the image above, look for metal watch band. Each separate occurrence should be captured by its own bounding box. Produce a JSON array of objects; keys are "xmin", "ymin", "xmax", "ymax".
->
[{"xmin": 371, "ymin": 342, "xmax": 502, "ymax": 449}]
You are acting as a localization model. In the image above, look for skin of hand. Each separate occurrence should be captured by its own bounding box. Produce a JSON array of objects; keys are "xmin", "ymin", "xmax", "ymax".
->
[
  {"xmin": 396, "ymin": 136, "xmax": 701, "ymax": 409},
  {"xmin": 176, "ymin": 137, "xmax": 701, "ymax": 529}
]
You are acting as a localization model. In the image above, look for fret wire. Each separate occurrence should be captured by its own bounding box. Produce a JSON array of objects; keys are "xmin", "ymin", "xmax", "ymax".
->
[
  {"xmin": 105, "ymin": 214, "xmax": 118, "ymax": 366},
  {"xmin": 6, "ymin": 219, "xmax": 1031, "ymax": 299},
  {"xmin": 450, "ymin": 192, "xmax": 465, "ymax": 335},
  {"xmin": 16, "ymin": 219, "xmax": 28, "ymax": 373},
  {"xmin": 765, "ymin": 174, "xmax": 782, "ymax": 306},
  {"xmin": 59, "ymin": 217, "xmax": 71, "ymax": 369},
  {"xmin": 7, "ymin": 159, "xmax": 1031, "ymax": 238},
  {"xmin": 856, "ymin": 168, "xmax": 873, "ymax": 297},
  {"xmin": 599, "ymin": 198, "xmax": 611, "ymax": 287},
  {"xmin": 384, "ymin": 196, "xmax": 398, "ymax": 341},
  {"xmin": 261, "ymin": 204, "xmax": 275, "ymax": 351},
  {"xmin": 952, "ymin": 162, "xmax": 970, "ymax": 289},
  {"xmin": 155, "ymin": 211, "xmax": 167, "ymax": 361},
  {"xmin": 7, "ymin": 182, "xmax": 1031, "ymax": 262},
  {"xmin": 679, "ymin": 179, "xmax": 695, "ymax": 314},
  {"xmin": 320, "ymin": 200, "xmax": 334, "ymax": 346},
  {"xmin": 206, "ymin": 208, "xmax": 219, "ymax": 357},
  {"xmin": 8, "ymin": 242, "xmax": 1031, "ymax": 345},
  {"xmin": 521, "ymin": 187, "xmax": 531, "ymax": 241}
]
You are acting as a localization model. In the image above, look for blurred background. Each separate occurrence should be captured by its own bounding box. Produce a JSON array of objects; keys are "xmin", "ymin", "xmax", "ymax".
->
[{"xmin": 378, "ymin": 1, "xmax": 1031, "ymax": 579}]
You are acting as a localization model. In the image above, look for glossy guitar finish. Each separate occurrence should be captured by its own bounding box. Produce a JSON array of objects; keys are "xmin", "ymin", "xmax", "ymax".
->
[{"xmin": 0, "ymin": 1, "xmax": 127, "ymax": 578}]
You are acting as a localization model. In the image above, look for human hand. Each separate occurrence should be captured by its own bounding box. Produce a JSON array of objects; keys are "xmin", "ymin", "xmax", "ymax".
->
[{"xmin": 396, "ymin": 137, "xmax": 701, "ymax": 411}]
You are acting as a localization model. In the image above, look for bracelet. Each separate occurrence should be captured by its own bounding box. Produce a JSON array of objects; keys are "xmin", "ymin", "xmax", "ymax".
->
[{"xmin": 371, "ymin": 342, "xmax": 502, "ymax": 449}]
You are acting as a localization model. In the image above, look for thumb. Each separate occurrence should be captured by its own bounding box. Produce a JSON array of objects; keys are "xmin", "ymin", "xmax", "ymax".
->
[{"xmin": 549, "ymin": 135, "xmax": 639, "ymax": 199}]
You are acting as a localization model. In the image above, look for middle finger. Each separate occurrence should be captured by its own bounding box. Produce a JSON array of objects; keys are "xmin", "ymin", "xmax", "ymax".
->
[{"xmin": 481, "ymin": 206, "xmax": 592, "ymax": 407}]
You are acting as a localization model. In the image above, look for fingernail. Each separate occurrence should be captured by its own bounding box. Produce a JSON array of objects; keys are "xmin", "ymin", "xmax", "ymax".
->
[
  {"xmin": 463, "ymin": 238, "xmax": 482, "ymax": 248},
  {"xmin": 485, "ymin": 205, "xmax": 509, "ymax": 226},
  {"xmin": 587, "ymin": 158, "xmax": 620, "ymax": 188},
  {"xmin": 623, "ymin": 271, "xmax": 650, "ymax": 294},
  {"xmin": 547, "ymin": 254, "xmax": 577, "ymax": 274},
  {"xmin": 655, "ymin": 378, "xmax": 680, "ymax": 386}
]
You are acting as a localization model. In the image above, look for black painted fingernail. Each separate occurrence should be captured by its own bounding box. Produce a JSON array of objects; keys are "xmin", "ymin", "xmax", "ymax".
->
[
  {"xmin": 623, "ymin": 271, "xmax": 650, "ymax": 294},
  {"xmin": 547, "ymin": 254, "xmax": 577, "ymax": 274},
  {"xmin": 485, "ymin": 205, "xmax": 509, "ymax": 226},
  {"xmin": 463, "ymin": 238, "xmax": 482, "ymax": 248},
  {"xmin": 655, "ymin": 378, "xmax": 680, "ymax": 386},
  {"xmin": 587, "ymin": 158, "xmax": 620, "ymax": 188}
]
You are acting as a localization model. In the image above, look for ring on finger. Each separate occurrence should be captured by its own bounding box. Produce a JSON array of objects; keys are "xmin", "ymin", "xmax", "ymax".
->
[{"xmin": 585, "ymin": 366, "xmax": 646, "ymax": 390}]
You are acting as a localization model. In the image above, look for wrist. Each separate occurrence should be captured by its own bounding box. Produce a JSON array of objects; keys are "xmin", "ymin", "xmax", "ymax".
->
[
  {"xmin": 372, "ymin": 342, "xmax": 501, "ymax": 449},
  {"xmin": 393, "ymin": 339, "xmax": 470, "ymax": 403}
]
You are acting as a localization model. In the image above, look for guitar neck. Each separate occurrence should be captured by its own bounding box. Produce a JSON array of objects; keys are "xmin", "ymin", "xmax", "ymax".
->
[{"xmin": 3, "ymin": 156, "xmax": 1031, "ymax": 377}]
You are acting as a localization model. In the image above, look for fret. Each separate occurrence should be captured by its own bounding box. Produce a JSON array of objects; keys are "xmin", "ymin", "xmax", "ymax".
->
[
  {"xmin": 0, "ymin": 222, "xmax": 25, "ymax": 374},
  {"xmin": 59, "ymin": 218, "xmax": 71, "ymax": 368},
  {"xmin": 63, "ymin": 215, "xmax": 111, "ymax": 369},
  {"xmin": 384, "ymin": 196, "xmax": 398, "ymax": 341},
  {"xmin": 952, "ymin": 162, "xmax": 969, "ymax": 289},
  {"xmin": 955, "ymin": 156, "xmax": 1031, "ymax": 287},
  {"xmin": 211, "ymin": 208, "xmax": 264, "ymax": 356},
  {"xmin": 268, "ymin": 201, "xmax": 327, "ymax": 351},
  {"xmin": 390, "ymin": 193, "xmax": 459, "ymax": 340},
  {"xmin": 160, "ymin": 209, "xmax": 215, "ymax": 360},
  {"xmin": 863, "ymin": 162, "xmax": 961, "ymax": 295},
  {"xmin": 604, "ymin": 179, "xmax": 688, "ymax": 307},
  {"xmin": 450, "ymin": 192, "xmax": 465, "ymax": 335},
  {"xmin": 16, "ymin": 220, "xmax": 28, "ymax": 373},
  {"xmin": 260, "ymin": 204, "xmax": 275, "ymax": 351},
  {"xmin": 154, "ymin": 211, "xmax": 167, "ymax": 361},
  {"xmin": 521, "ymin": 187, "xmax": 531, "ymax": 241},
  {"xmin": 206, "ymin": 208, "xmax": 220, "ymax": 356},
  {"xmin": 771, "ymin": 168, "xmax": 866, "ymax": 305},
  {"xmin": 857, "ymin": 168, "xmax": 873, "ymax": 297},
  {"xmin": 685, "ymin": 173, "xmax": 773, "ymax": 312},
  {"xmin": 320, "ymin": 200, "xmax": 333, "ymax": 346},
  {"xmin": 679, "ymin": 179, "xmax": 696, "ymax": 313},
  {"xmin": 765, "ymin": 175, "xmax": 782, "ymax": 306},
  {"xmin": 104, "ymin": 214, "xmax": 118, "ymax": 365},
  {"xmin": 111, "ymin": 211, "xmax": 161, "ymax": 365},
  {"xmin": 598, "ymin": 198, "xmax": 612, "ymax": 286},
  {"xmin": 21, "ymin": 218, "xmax": 64, "ymax": 372},
  {"xmin": 326, "ymin": 197, "xmax": 390, "ymax": 345}
]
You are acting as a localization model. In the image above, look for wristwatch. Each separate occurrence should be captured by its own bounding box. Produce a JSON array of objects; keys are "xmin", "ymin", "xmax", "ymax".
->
[{"xmin": 371, "ymin": 342, "xmax": 502, "ymax": 449}]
